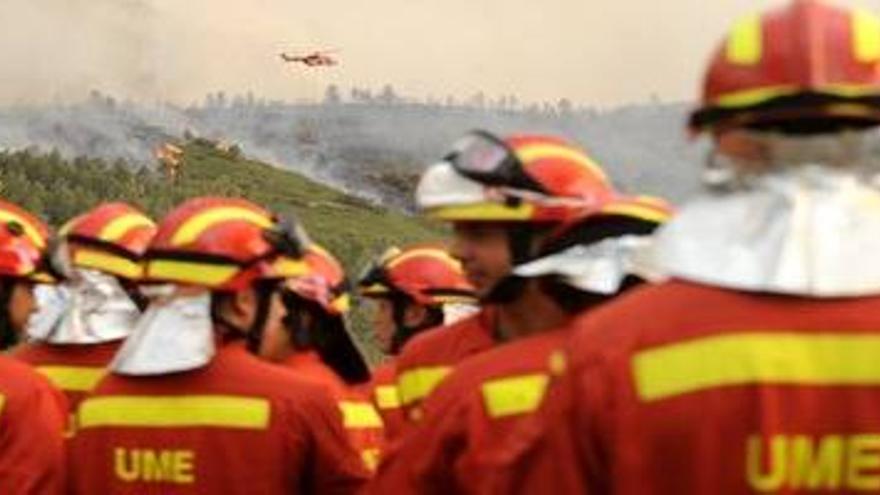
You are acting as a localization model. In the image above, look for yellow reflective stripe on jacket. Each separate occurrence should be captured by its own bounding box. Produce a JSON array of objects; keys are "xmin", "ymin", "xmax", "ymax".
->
[
  {"xmin": 79, "ymin": 395, "xmax": 270, "ymax": 429},
  {"xmin": 338, "ymin": 401, "xmax": 383, "ymax": 429},
  {"xmin": 482, "ymin": 373, "xmax": 550, "ymax": 418},
  {"xmin": 361, "ymin": 448, "xmax": 381, "ymax": 472},
  {"xmin": 397, "ymin": 366, "xmax": 451, "ymax": 406},
  {"xmin": 374, "ymin": 385, "xmax": 401, "ymax": 410},
  {"xmin": 633, "ymin": 333, "xmax": 880, "ymax": 403},
  {"xmin": 37, "ymin": 366, "xmax": 105, "ymax": 392},
  {"xmin": 0, "ymin": 394, "xmax": 6, "ymax": 417}
]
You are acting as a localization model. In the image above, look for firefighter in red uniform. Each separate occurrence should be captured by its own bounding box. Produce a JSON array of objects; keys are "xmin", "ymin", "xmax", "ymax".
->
[
  {"xmin": 357, "ymin": 244, "xmax": 477, "ymax": 439},
  {"xmin": 369, "ymin": 196, "xmax": 672, "ymax": 494},
  {"xmin": 511, "ymin": 1, "xmax": 880, "ymax": 494},
  {"xmin": 0, "ymin": 199, "xmax": 67, "ymax": 494},
  {"xmin": 391, "ymin": 131, "xmax": 615, "ymax": 434},
  {"xmin": 259, "ymin": 243, "xmax": 384, "ymax": 471},
  {"xmin": 70, "ymin": 197, "xmax": 369, "ymax": 494},
  {"xmin": 14, "ymin": 202, "xmax": 156, "ymax": 423}
]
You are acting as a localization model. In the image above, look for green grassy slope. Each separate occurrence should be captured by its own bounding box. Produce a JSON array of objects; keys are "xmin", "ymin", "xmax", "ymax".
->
[{"xmin": 0, "ymin": 141, "xmax": 443, "ymax": 359}]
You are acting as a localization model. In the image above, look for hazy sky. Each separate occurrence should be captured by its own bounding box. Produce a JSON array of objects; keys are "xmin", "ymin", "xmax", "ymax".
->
[{"xmin": 3, "ymin": 0, "xmax": 880, "ymax": 106}]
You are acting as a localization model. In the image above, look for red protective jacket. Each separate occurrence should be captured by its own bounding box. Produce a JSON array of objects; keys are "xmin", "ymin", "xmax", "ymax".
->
[
  {"xmin": 369, "ymin": 330, "xmax": 568, "ymax": 494},
  {"xmin": 393, "ymin": 308, "xmax": 496, "ymax": 435},
  {"xmin": 279, "ymin": 351, "xmax": 385, "ymax": 471},
  {"xmin": 70, "ymin": 341, "xmax": 370, "ymax": 494},
  {"xmin": 0, "ymin": 355, "xmax": 67, "ymax": 494},
  {"xmin": 13, "ymin": 341, "xmax": 121, "ymax": 415},
  {"xmin": 367, "ymin": 360, "xmax": 405, "ymax": 441},
  {"xmin": 509, "ymin": 280, "xmax": 880, "ymax": 494}
]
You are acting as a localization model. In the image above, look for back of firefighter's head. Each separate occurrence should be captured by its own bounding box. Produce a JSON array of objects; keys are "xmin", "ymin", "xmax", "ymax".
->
[
  {"xmin": 524, "ymin": 196, "xmax": 674, "ymax": 315},
  {"xmin": 141, "ymin": 197, "xmax": 310, "ymax": 352},
  {"xmin": 268, "ymin": 244, "xmax": 371, "ymax": 384},
  {"xmin": 415, "ymin": 130, "xmax": 614, "ymax": 303},
  {"xmin": 55, "ymin": 202, "xmax": 157, "ymax": 308},
  {"xmin": 0, "ymin": 200, "xmax": 52, "ymax": 348},
  {"xmin": 690, "ymin": 0, "xmax": 880, "ymax": 173},
  {"xmin": 358, "ymin": 244, "xmax": 476, "ymax": 354}
]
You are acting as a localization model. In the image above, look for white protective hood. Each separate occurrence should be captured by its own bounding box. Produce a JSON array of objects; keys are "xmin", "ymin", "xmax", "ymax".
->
[
  {"xmin": 513, "ymin": 235, "xmax": 660, "ymax": 295},
  {"xmin": 110, "ymin": 287, "xmax": 215, "ymax": 376},
  {"xmin": 27, "ymin": 269, "xmax": 139, "ymax": 345},
  {"xmin": 658, "ymin": 147, "xmax": 880, "ymax": 297}
]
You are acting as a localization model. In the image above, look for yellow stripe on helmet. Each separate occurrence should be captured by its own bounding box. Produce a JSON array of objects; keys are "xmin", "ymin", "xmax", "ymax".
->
[
  {"xmin": 726, "ymin": 14, "xmax": 763, "ymax": 66},
  {"xmin": 146, "ymin": 259, "xmax": 241, "ymax": 287},
  {"xmin": 171, "ymin": 207, "xmax": 273, "ymax": 247},
  {"xmin": 269, "ymin": 257, "xmax": 310, "ymax": 278},
  {"xmin": 331, "ymin": 293, "xmax": 351, "ymax": 313},
  {"xmin": 514, "ymin": 144, "xmax": 609, "ymax": 183},
  {"xmin": 424, "ymin": 202, "xmax": 536, "ymax": 222},
  {"xmin": 73, "ymin": 249, "xmax": 144, "ymax": 279},
  {"xmin": 0, "ymin": 210, "xmax": 45, "ymax": 249},
  {"xmin": 600, "ymin": 203, "xmax": 673, "ymax": 224},
  {"xmin": 98, "ymin": 214, "xmax": 155, "ymax": 243},
  {"xmin": 853, "ymin": 8, "xmax": 880, "ymax": 63}
]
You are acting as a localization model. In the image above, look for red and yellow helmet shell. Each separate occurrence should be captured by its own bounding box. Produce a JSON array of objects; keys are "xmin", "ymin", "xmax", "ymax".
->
[
  {"xmin": 0, "ymin": 199, "xmax": 51, "ymax": 282},
  {"xmin": 286, "ymin": 244, "xmax": 350, "ymax": 316},
  {"xmin": 598, "ymin": 195, "xmax": 675, "ymax": 224},
  {"xmin": 418, "ymin": 134, "xmax": 614, "ymax": 223},
  {"xmin": 691, "ymin": 0, "xmax": 880, "ymax": 132},
  {"xmin": 358, "ymin": 243, "xmax": 476, "ymax": 306},
  {"xmin": 59, "ymin": 202, "xmax": 156, "ymax": 280},
  {"xmin": 143, "ymin": 197, "xmax": 309, "ymax": 291}
]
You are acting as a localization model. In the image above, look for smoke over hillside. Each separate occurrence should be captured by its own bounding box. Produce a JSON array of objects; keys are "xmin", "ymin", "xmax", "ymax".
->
[{"xmin": 0, "ymin": 93, "xmax": 706, "ymax": 209}]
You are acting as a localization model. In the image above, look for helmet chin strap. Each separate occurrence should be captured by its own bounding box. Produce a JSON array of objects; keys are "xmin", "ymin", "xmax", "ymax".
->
[{"xmin": 0, "ymin": 281, "xmax": 16, "ymax": 350}]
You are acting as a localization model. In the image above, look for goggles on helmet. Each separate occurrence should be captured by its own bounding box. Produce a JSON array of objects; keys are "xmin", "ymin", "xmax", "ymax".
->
[
  {"xmin": 445, "ymin": 130, "xmax": 544, "ymax": 192},
  {"xmin": 357, "ymin": 246, "xmax": 401, "ymax": 294}
]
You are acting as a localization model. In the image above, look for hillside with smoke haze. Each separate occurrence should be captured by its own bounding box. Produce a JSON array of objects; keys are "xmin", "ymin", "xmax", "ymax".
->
[{"xmin": 0, "ymin": 92, "xmax": 706, "ymax": 209}]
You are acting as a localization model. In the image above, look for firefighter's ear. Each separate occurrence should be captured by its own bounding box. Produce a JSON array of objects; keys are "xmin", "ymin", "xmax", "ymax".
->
[{"xmin": 216, "ymin": 288, "xmax": 258, "ymax": 328}]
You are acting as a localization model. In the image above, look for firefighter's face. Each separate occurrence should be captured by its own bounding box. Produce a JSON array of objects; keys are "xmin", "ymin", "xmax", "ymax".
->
[
  {"xmin": 370, "ymin": 298, "xmax": 395, "ymax": 353},
  {"xmin": 7, "ymin": 280, "xmax": 36, "ymax": 334},
  {"xmin": 450, "ymin": 223, "xmax": 512, "ymax": 298}
]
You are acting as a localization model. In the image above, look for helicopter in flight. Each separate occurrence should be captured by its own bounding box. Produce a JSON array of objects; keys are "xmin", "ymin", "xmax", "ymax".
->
[{"xmin": 280, "ymin": 49, "xmax": 338, "ymax": 67}]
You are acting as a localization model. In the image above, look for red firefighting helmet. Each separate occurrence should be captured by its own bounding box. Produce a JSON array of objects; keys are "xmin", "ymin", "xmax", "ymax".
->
[
  {"xmin": 0, "ymin": 200, "xmax": 51, "ymax": 282},
  {"xmin": 58, "ymin": 202, "xmax": 156, "ymax": 280},
  {"xmin": 690, "ymin": 0, "xmax": 880, "ymax": 132},
  {"xmin": 416, "ymin": 131, "xmax": 614, "ymax": 223},
  {"xmin": 358, "ymin": 244, "xmax": 476, "ymax": 306},
  {"xmin": 142, "ymin": 197, "xmax": 310, "ymax": 291},
  {"xmin": 283, "ymin": 243, "xmax": 371, "ymax": 384},
  {"xmin": 287, "ymin": 244, "xmax": 351, "ymax": 315}
]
